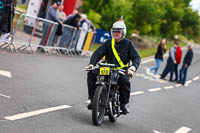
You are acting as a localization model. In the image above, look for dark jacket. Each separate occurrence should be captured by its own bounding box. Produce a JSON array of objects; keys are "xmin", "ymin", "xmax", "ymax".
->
[
  {"xmin": 155, "ymin": 44, "xmax": 166, "ymax": 61},
  {"xmin": 64, "ymin": 14, "xmax": 81, "ymax": 28},
  {"xmin": 90, "ymin": 38, "xmax": 141, "ymax": 70},
  {"xmin": 183, "ymin": 49, "xmax": 193, "ymax": 66}
]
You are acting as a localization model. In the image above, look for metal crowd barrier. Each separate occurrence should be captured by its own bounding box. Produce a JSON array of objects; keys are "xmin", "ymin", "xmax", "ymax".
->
[{"xmin": 0, "ymin": 13, "xmax": 96, "ymax": 56}]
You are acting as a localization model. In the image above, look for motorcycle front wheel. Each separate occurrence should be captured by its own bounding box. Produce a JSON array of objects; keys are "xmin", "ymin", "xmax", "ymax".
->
[{"xmin": 92, "ymin": 85, "xmax": 107, "ymax": 126}]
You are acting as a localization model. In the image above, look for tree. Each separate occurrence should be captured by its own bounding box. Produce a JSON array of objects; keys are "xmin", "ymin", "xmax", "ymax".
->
[{"xmin": 81, "ymin": 0, "xmax": 200, "ymax": 41}]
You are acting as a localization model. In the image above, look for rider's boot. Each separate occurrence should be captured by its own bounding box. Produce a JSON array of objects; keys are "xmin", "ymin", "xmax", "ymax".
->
[{"xmin": 120, "ymin": 104, "xmax": 129, "ymax": 114}]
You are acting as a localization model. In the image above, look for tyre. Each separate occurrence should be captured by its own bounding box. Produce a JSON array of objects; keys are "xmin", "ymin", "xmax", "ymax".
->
[
  {"xmin": 108, "ymin": 101, "xmax": 117, "ymax": 123},
  {"xmin": 92, "ymin": 85, "xmax": 107, "ymax": 126}
]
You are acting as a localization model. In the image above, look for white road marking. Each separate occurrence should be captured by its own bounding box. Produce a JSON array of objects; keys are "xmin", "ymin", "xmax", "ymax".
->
[
  {"xmin": 130, "ymin": 91, "xmax": 144, "ymax": 96},
  {"xmin": 0, "ymin": 94, "xmax": 11, "ymax": 99},
  {"xmin": 175, "ymin": 84, "xmax": 182, "ymax": 87},
  {"xmin": 193, "ymin": 76, "xmax": 199, "ymax": 81},
  {"xmin": 153, "ymin": 130, "xmax": 162, "ymax": 133},
  {"xmin": 158, "ymin": 79, "xmax": 167, "ymax": 83},
  {"xmin": 149, "ymin": 78, "xmax": 155, "ymax": 81},
  {"xmin": 148, "ymin": 87, "xmax": 162, "ymax": 92},
  {"xmin": 140, "ymin": 74, "xmax": 145, "ymax": 77},
  {"xmin": 144, "ymin": 76, "xmax": 151, "ymax": 79},
  {"xmin": 142, "ymin": 54, "xmax": 169, "ymax": 64},
  {"xmin": 164, "ymin": 86, "xmax": 174, "ymax": 90},
  {"xmin": 174, "ymin": 127, "xmax": 192, "ymax": 133},
  {"xmin": 135, "ymin": 73, "xmax": 140, "ymax": 76},
  {"xmin": 141, "ymin": 58, "xmax": 154, "ymax": 64},
  {"xmin": 154, "ymin": 126, "xmax": 192, "ymax": 133},
  {"xmin": 0, "ymin": 70, "xmax": 12, "ymax": 78},
  {"xmin": 186, "ymin": 80, "xmax": 192, "ymax": 84},
  {"xmin": 184, "ymin": 84, "xmax": 189, "ymax": 87},
  {"xmin": 4, "ymin": 105, "xmax": 72, "ymax": 121},
  {"xmin": 85, "ymin": 100, "xmax": 90, "ymax": 104}
]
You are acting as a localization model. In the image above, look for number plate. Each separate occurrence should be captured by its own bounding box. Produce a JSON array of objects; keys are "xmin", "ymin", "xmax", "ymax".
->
[{"xmin": 99, "ymin": 67, "xmax": 110, "ymax": 75}]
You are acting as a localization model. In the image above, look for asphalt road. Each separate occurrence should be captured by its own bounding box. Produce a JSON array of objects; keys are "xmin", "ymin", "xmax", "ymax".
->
[{"xmin": 0, "ymin": 45, "xmax": 200, "ymax": 133}]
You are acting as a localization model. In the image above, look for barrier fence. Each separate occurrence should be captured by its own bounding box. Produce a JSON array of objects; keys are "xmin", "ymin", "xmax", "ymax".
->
[{"xmin": 0, "ymin": 12, "xmax": 96, "ymax": 56}]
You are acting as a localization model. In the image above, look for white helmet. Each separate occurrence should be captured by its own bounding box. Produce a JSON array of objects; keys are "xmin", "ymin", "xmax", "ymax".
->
[{"xmin": 111, "ymin": 21, "xmax": 127, "ymax": 38}]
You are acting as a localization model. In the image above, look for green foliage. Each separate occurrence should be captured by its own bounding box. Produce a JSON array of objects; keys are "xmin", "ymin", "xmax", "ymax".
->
[
  {"xmin": 100, "ymin": 0, "xmax": 134, "ymax": 36},
  {"xmin": 82, "ymin": 0, "xmax": 200, "ymax": 42},
  {"xmin": 87, "ymin": 10, "xmax": 102, "ymax": 28}
]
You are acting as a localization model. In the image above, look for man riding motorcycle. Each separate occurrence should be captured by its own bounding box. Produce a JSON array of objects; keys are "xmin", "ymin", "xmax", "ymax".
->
[{"xmin": 85, "ymin": 21, "xmax": 141, "ymax": 114}]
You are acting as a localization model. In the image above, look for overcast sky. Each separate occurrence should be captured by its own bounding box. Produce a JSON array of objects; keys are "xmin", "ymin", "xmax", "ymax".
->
[{"xmin": 190, "ymin": 0, "xmax": 200, "ymax": 14}]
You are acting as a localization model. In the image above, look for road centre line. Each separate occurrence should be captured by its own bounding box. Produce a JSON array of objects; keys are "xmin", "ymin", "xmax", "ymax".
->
[
  {"xmin": 153, "ymin": 130, "xmax": 162, "ymax": 133},
  {"xmin": 184, "ymin": 84, "xmax": 189, "ymax": 87},
  {"xmin": 148, "ymin": 88, "xmax": 162, "ymax": 92},
  {"xmin": 130, "ymin": 91, "xmax": 144, "ymax": 96},
  {"xmin": 186, "ymin": 80, "xmax": 192, "ymax": 84},
  {"xmin": 141, "ymin": 54, "xmax": 169, "ymax": 64},
  {"xmin": 164, "ymin": 86, "xmax": 174, "ymax": 90},
  {"xmin": 174, "ymin": 127, "xmax": 192, "ymax": 133},
  {"xmin": 135, "ymin": 73, "xmax": 140, "ymax": 76},
  {"xmin": 141, "ymin": 58, "xmax": 154, "ymax": 64},
  {"xmin": 0, "ymin": 70, "xmax": 12, "ymax": 78},
  {"xmin": 4, "ymin": 105, "xmax": 72, "ymax": 121},
  {"xmin": 0, "ymin": 93, "xmax": 11, "ymax": 99},
  {"xmin": 149, "ymin": 78, "xmax": 155, "ymax": 81},
  {"xmin": 193, "ymin": 76, "xmax": 199, "ymax": 81},
  {"xmin": 175, "ymin": 84, "xmax": 182, "ymax": 87}
]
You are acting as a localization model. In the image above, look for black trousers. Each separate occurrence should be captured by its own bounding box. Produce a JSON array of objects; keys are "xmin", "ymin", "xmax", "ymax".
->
[{"xmin": 87, "ymin": 70, "xmax": 131, "ymax": 105}]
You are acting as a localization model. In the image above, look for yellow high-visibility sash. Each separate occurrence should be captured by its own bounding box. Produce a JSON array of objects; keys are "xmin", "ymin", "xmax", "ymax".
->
[{"xmin": 111, "ymin": 38, "xmax": 128, "ymax": 70}]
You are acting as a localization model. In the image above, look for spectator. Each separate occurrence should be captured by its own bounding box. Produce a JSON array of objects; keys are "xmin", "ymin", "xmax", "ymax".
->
[
  {"xmin": 80, "ymin": 14, "xmax": 89, "ymax": 31},
  {"xmin": 45, "ymin": 1, "xmax": 61, "ymax": 23},
  {"xmin": 38, "ymin": 1, "xmax": 61, "ymax": 50},
  {"xmin": 160, "ymin": 43, "xmax": 177, "ymax": 81},
  {"xmin": 131, "ymin": 31, "xmax": 139, "ymax": 37},
  {"xmin": 53, "ymin": 4, "xmax": 67, "ymax": 47},
  {"xmin": 148, "ymin": 38, "xmax": 167, "ymax": 76},
  {"xmin": 173, "ymin": 42, "xmax": 182, "ymax": 82},
  {"xmin": 58, "ymin": 5, "xmax": 66, "ymax": 23},
  {"xmin": 58, "ymin": 13, "xmax": 81, "ymax": 48},
  {"xmin": 178, "ymin": 44, "xmax": 193, "ymax": 85},
  {"xmin": 86, "ymin": 19, "xmax": 96, "ymax": 32},
  {"xmin": 63, "ymin": 13, "xmax": 81, "ymax": 28},
  {"xmin": 66, "ymin": 9, "xmax": 78, "ymax": 20}
]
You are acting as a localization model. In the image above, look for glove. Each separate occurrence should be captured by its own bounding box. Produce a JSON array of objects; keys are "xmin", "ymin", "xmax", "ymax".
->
[
  {"xmin": 128, "ymin": 66, "xmax": 136, "ymax": 76},
  {"xmin": 85, "ymin": 64, "xmax": 94, "ymax": 71}
]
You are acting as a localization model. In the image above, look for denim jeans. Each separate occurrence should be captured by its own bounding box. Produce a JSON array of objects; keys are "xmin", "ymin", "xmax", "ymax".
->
[
  {"xmin": 174, "ymin": 64, "xmax": 179, "ymax": 81},
  {"xmin": 150, "ymin": 58, "xmax": 162, "ymax": 75},
  {"xmin": 161, "ymin": 58, "xmax": 175, "ymax": 80},
  {"xmin": 179, "ymin": 64, "xmax": 188, "ymax": 85}
]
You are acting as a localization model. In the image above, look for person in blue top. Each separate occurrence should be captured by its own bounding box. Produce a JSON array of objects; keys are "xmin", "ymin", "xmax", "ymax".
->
[{"xmin": 160, "ymin": 43, "xmax": 177, "ymax": 81}]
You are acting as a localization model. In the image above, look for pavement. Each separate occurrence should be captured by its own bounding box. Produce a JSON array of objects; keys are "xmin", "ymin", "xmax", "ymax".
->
[{"xmin": 0, "ymin": 44, "xmax": 200, "ymax": 133}]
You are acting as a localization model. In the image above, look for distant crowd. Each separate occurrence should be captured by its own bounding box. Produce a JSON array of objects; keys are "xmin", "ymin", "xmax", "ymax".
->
[
  {"xmin": 147, "ymin": 37, "xmax": 193, "ymax": 86},
  {"xmin": 38, "ymin": 1, "xmax": 96, "ymax": 50}
]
